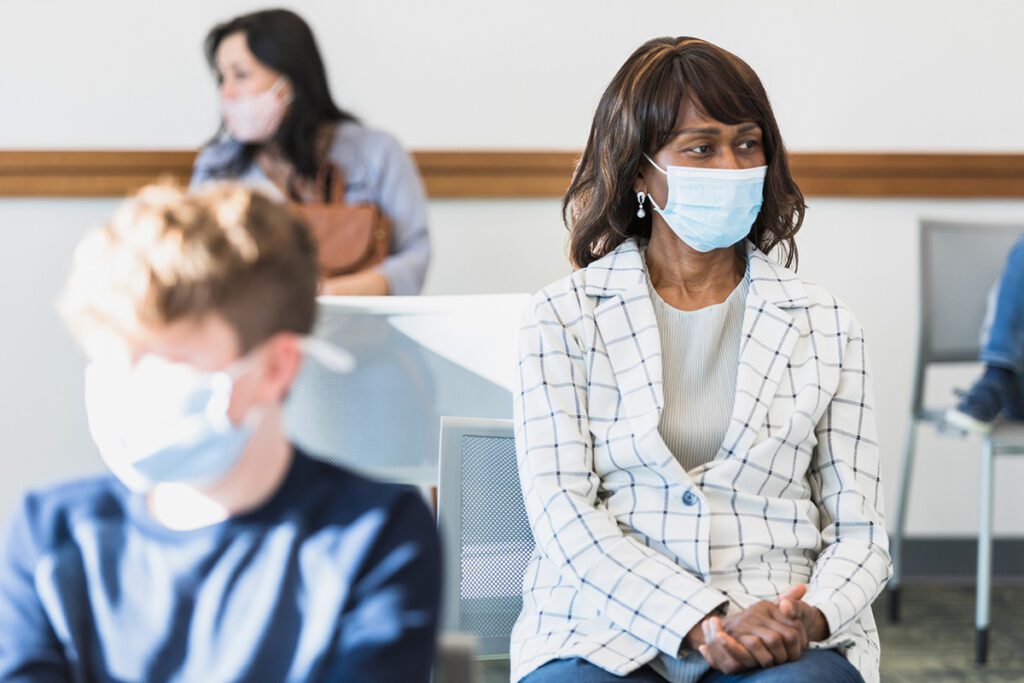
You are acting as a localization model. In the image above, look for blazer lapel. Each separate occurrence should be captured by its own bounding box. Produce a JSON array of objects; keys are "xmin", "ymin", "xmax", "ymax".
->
[
  {"xmin": 717, "ymin": 245, "xmax": 809, "ymax": 460},
  {"xmin": 584, "ymin": 240, "xmax": 811, "ymax": 469},
  {"xmin": 586, "ymin": 241, "xmax": 679, "ymax": 471}
]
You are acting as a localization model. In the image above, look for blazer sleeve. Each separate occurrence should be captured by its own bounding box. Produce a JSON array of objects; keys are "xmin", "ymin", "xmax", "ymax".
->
[
  {"xmin": 804, "ymin": 321, "xmax": 892, "ymax": 644},
  {"xmin": 515, "ymin": 290, "xmax": 727, "ymax": 657}
]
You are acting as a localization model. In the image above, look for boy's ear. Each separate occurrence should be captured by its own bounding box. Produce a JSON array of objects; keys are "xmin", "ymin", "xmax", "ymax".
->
[{"xmin": 260, "ymin": 332, "xmax": 303, "ymax": 402}]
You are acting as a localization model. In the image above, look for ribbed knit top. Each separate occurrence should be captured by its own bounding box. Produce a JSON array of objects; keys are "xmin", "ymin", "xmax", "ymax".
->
[{"xmin": 648, "ymin": 273, "xmax": 748, "ymax": 473}]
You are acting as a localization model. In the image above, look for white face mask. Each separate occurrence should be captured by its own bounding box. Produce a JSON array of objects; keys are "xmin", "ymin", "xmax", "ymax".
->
[
  {"xmin": 644, "ymin": 154, "xmax": 767, "ymax": 253},
  {"xmin": 221, "ymin": 77, "xmax": 293, "ymax": 143},
  {"xmin": 84, "ymin": 338, "xmax": 353, "ymax": 493}
]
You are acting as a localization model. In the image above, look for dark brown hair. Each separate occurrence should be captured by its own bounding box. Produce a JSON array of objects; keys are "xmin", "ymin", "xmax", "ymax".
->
[
  {"xmin": 565, "ymin": 37, "xmax": 805, "ymax": 269},
  {"xmin": 204, "ymin": 9, "xmax": 357, "ymax": 181}
]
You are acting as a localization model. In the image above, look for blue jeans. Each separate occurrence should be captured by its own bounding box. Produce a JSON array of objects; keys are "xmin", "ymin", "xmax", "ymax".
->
[
  {"xmin": 521, "ymin": 650, "xmax": 864, "ymax": 683},
  {"xmin": 982, "ymin": 236, "xmax": 1024, "ymax": 373}
]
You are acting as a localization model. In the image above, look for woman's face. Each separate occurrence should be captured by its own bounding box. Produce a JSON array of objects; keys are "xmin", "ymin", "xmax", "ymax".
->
[
  {"xmin": 638, "ymin": 98, "xmax": 766, "ymax": 211},
  {"xmin": 215, "ymin": 32, "xmax": 291, "ymax": 100}
]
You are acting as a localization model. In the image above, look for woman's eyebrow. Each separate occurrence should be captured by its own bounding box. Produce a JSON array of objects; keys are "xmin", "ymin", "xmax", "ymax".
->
[
  {"xmin": 673, "ymin": 126, "xmax": 721, "ymax": 137},
  {"xmin": 670, "ymin": 122, "xmax": 761, "ymax": 138}
]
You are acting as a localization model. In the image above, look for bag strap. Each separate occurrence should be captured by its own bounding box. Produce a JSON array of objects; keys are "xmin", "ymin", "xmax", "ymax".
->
[{"xmin": 315, "ymin": 163, "xmax": 348, "ymax": 205}]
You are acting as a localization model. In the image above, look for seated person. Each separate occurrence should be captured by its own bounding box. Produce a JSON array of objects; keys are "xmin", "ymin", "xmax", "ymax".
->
[
  {"xmin": 512, "ymin": 38, "xmax": 889, "ymax": 683},
  {"xmin": 192, "ymin": 9, "xmax": 431, "ymax": 296},
  {"xmin": 0, "ymin": 184, "xmax": 441, "ymax": 682},
  {"xmin": 946, "ymin": 235, "xmax": 1024, "ymax": 432}
]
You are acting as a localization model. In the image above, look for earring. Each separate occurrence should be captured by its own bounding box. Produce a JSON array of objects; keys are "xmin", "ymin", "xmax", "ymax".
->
[{"xmin": 636, "ymin": 191, "xmax": 647, "ymax": 218}]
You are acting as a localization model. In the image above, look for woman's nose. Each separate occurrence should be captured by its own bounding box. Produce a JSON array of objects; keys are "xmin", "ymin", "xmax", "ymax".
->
[
  {"xmin": 715, "ymin": 149, "xmax": 742, "ymax": 170},
  {"xmin": 219, "ymin": 80, "xmax": 238, "ymax": 100}
]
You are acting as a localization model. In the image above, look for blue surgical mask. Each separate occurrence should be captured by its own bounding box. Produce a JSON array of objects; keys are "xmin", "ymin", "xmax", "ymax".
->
[
  {"xmin": 84, "ymin": 339, "xmax": 354, "ymax": 492},
  {"xmin": 644, "ymin": 155, "xmax": 766, "ymax": 253}
]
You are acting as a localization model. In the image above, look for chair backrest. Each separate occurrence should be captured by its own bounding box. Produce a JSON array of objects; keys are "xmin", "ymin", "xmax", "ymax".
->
[
  {"xmin": 919, "ymin": 220, "xmax": 1023, "ymax": 364},
  {"xmin": 437, "ymin": 416, "xmax": 532, "ymax": 657},
  {"xmin": 284, "ymin": 294, "xmax": 529, "ymax": 485}
]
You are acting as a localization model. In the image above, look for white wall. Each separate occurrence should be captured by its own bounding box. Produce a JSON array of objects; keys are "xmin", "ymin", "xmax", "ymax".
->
[
  {"xmin": 2, "ymin": 0, "xmax": 1023, "ymax": 151},
  {"xmin": 2, "ymin": 0, "xmax": 1023, "ymax": 537}
]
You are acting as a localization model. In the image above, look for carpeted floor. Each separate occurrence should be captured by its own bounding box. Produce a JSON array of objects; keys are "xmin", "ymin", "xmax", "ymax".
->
[
  {"xmin": 875, "ymin": 583, "xmax": 1024, "ymax": 682},
  {"xmin": 479, "ymin": 584, "xmax": 1024, "ymax": 682}
]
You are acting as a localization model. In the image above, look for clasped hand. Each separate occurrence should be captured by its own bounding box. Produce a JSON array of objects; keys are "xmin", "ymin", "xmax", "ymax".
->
[{"xmin": 686, "ymin": 584, "xmax": 829, "ymax": 674}]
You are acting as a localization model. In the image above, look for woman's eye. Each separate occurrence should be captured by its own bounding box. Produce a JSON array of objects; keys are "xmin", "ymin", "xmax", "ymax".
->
[
  {"xmin": 738, "ymin": 139, "xmax": 759, "ymax": 150},
  {"xmin": 689, "ymin": 145, "xmax": 711, "ymax": 155}
]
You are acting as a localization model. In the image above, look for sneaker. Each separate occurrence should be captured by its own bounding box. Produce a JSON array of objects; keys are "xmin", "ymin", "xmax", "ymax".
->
[{"xmin": 945, "ymin": 367, "xmax": 1015, "ymax": 434}]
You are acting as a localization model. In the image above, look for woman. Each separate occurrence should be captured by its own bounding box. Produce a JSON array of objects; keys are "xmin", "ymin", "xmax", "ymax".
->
[
  {"xmin": 946, "ymin": 235, "xmax": 1024, "ymax": 432},
  {"xmin": 513, "ymin": 38, "xmax": 890, "ymax": 683},
  {"xmin": 190, "ymin": 9, "xmax": 430, "ymax": 296}
]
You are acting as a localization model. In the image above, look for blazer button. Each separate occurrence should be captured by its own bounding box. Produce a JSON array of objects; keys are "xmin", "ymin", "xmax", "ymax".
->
[{"xmin": 682, "ymin": 491, "xmax": 698, "ymax": 506}]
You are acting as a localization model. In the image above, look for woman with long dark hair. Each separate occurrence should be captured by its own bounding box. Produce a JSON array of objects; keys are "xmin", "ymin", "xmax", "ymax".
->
[
  {"xmin": 191, "ymin": 8, "xmax": 430, "ymax": 296},
  {"xmin": 512, "ymin": 37, "xmax": 889, "ymax": 683}
]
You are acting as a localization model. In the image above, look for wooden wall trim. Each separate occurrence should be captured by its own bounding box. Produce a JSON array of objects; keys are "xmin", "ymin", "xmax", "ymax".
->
[
  {"xmin": 2, "ymin": 150, "xmax": 1023, "ymax": 199},
  {"xmin": 788, "ymin": 153, "xmax": 1024, "ymax": 198}
]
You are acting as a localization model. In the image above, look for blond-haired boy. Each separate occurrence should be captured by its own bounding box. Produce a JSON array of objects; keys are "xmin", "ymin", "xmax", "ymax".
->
[{"xmin": 0, "ymin": 184, "xmax": 440, "ymax": 682}]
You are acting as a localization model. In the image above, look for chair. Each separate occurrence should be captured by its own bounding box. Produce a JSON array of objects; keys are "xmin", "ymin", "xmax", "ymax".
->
[
  {"xmin": 889, "ymin": 220, "xmax": 1024, "ymax": 664},
  {"xmin": 436, "ymin": 416, "xmax": 533, "ymax": 658}
]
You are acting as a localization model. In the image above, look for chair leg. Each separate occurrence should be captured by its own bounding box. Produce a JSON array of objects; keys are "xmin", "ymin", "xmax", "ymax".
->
[
  {"xmin": 975, "ymin": 437, "xmax": 995, "ymax": 665},
  {"xmin": 889, "ymin": 419, "xmax": 918, "ymax": 623}
]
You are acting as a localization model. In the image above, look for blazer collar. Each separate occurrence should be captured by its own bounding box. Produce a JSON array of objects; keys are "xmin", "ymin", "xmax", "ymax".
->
[
  {"xmin": 581, "ymin": 238, "xmax": 648, "ymax": 297},
  {"xmin": 583, "ymin": 238, "xmax": 808, "ymax": 310}
]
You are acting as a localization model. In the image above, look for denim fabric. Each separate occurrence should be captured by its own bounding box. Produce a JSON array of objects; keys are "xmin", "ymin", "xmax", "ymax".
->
[
  {"xmin": 522, "ymin": 650, "xmax": 863, "ymax": 683},
  {"xmin": 700, "ymin": 649, "xmax": 864, "ymax": 683},
  {"xmin": 981, "ymin": 236, "xmax": 1024, "ymax": 373},
  {"xmin": 521, "ymin": 657, "xmax": 667, "ymax": 682}
]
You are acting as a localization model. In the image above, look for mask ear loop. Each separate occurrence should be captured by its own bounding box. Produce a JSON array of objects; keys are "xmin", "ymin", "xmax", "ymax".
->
[
  {"xmin": 300, "ymin": 336, "xmax": 356, "ymax": 374},
  {"xmin": 643, "ymin": 153, "xmax": 668, "ymax": 175},
  {"xmin": 269, "ymin": 77, "xmax": 295, "ymax": 105},
  {"xmin": 642, "ymin": 154, "xmax": 668, "ymax": 213},
  {"xmin": 222, "ymin": 336, "xmax": 355, "ymax": 380}
]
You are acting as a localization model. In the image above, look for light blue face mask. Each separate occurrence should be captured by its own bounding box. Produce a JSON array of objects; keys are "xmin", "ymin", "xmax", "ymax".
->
[
  {"xmin": 644, "ymin": 154, "xmax": 767, "ymax": 253},
  {"xmin": 84, "ymin": 339, "xmax": 354, "ymax": 492}
]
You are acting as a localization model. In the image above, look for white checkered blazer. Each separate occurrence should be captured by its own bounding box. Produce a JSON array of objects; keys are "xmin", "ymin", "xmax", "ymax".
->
[{"xmin": 511, "ymin": 239, "xmax": 891, "ymax": 682}]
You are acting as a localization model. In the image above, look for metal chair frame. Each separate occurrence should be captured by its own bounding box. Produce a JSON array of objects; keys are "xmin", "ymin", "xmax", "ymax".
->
[{"xmin": 889, "ymin": 220, "xmax": 1024, "ymax": 664}]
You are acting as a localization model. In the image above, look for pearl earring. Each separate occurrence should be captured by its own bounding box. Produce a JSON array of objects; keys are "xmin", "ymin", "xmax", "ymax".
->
[{"xmin": 636, "ymin": 191, "xmax": 647, "ymax": 218}]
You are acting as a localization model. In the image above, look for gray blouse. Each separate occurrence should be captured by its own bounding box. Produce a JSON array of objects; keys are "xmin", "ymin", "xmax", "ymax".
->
[
  {"xmin": 190, "ymin": 121, "xmax": 431, "ymax": 296},
  {"xmin": 649, "ymin": 273, "xmax": 748, "ymax": 472}
]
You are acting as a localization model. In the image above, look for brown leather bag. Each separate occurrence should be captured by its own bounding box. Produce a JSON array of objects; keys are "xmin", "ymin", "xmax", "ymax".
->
[{"xmin": 288, "ymin": 164, "xmax": 392, "ymax": 278}]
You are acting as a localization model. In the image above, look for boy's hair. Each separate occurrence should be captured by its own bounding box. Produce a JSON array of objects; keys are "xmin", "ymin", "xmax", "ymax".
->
[{"xmin": 61, "ymin": 183, "xmax": 319, "ymax": 354}]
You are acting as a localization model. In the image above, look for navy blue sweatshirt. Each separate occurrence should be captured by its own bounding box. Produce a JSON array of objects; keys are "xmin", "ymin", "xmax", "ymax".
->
[{"xmin": 0, "ymin": 450, "xmax": 441, "ymax": 682}]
